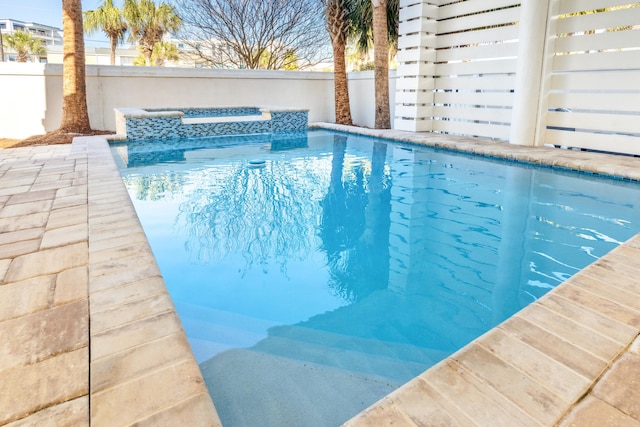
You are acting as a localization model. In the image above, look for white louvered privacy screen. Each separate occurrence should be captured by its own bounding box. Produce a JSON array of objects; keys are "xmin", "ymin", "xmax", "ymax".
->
[{"xmin": 395, "ymin": 0, "xmax": 640, "ymax": 155}]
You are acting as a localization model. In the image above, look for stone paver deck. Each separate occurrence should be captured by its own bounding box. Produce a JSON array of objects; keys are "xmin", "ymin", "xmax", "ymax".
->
[
  {"xmin": 0, "ymin": 140, "xmax": 220, "ymax": 426},
  {"xmin": 0, "ymin": 125, "xmax": 639, "ymax": 426}
]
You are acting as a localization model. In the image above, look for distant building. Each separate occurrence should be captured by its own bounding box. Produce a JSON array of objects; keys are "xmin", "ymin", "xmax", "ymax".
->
[
  {"xmin": 0, "ymin": 18, "xmax": 63, "ymax": 62},
  {"xmin": 46, "ymin": 45, "xmax": 140, "ymax": 66}
]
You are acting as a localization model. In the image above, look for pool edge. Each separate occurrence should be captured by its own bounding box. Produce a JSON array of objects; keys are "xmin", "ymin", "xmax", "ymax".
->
[{"xmin": 85, "ymin": 136, "xmax": 222, "ymax": 426}]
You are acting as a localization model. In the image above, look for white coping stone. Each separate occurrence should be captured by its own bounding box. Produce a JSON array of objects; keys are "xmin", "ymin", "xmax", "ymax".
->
[
  {"xmin": 107, "ymin": 134, "xmax": 128, "ymax": 142},
  {"xmin": 182, "ymin": 115, "xmax": 266, "ymax": 125},
  {"xmin": 114, "ymin": 108, "xmax": 184, "ymax": 119},
  {"xmin": 259, "ymin": 106, "xmax": 309, "ymax": 113},
  {"xmin": 114, "ymin": 106, "xmax": 309, "ymax": 119}
]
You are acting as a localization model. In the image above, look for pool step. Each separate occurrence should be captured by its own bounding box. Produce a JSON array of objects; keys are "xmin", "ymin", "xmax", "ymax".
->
[
  {"xmin": 200, "ymin": 348, "xmax": 401, "ymax": 427},
  {"xmin": 181, "ymin": 302, "xmax": 448, "ymax": 383},
  {"xmin": 250, "ymin": 325, "xmax": 448, "ymax": 383},
  {"xmin": 173, "ymin": 302, "xmax": 278, "ymax": 363}
]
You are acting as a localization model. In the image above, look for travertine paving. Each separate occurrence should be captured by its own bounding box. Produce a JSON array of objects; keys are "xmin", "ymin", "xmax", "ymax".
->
[
  {"xmin": 0, "ymin": 144, "xmax": 89, "ymax": 426},
  {"xmin": 0, "ymin": 127, "xmax": 639, "ymax": 426},
  {"xmin": 0, "ymin": 140, "xmax": 220, "ymax": 426}
]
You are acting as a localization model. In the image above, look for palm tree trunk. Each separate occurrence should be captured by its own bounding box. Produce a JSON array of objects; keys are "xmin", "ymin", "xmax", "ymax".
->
[
  {"xmin": 326, "ymin": 0, "xmax": 353, "ymax": 125},
  {"xmin": 0, "ymin": 28, "xmax": 4, "ymax": 62},
  {"xmin": 60, "ymin": 0, "xmax": 92, "ymax": 133},
  {"xmin": 333, "ymin": 41, "xmax": 353, "ymax": 125},
  {"xmin": 372, "ymin": 0, "xmax": 391, "ymax": 129},
  {"xmin": 144, "ymin": 47, "xmax": 152, "ymax": 66},
  {"xmin": 110, "ymin": 35, "xmax": 117, "ymax": 65}
]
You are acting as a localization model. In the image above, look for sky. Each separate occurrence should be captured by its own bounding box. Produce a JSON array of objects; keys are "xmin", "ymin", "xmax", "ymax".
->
[{"xmin": 0, "ymin": 0, "xmax": 172, "ymax": 47}]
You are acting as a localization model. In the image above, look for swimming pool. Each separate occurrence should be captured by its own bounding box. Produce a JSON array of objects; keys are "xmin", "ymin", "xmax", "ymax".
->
[{"xmin": 111, "ymin": 129, "xmax": 640, "ymax": 426}]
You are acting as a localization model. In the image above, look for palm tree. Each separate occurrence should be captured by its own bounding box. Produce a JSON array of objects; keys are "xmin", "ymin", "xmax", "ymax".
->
[
  {"xmin": 0, "ymin": 26, "xmax": 5, "ymax": 62},
  {"xmin": 84, "ymin": 0, "xmax": 128, "ymax": 65},
  {"xmin": 150, "ymin": 40, "xmax": 179, "ymax": 66},
  {"xmin": 2, "ymin": 31, "xmax": 46, "ymax": 62},
  {"xmin": 348, "ymin": 0, "xmax": 398, "ymax": 56},
  {"xmin": 348, "ymin": 0, "xmax": 397, "ymax": 128},
  {"xmin": 324, "ymin": 0, "xmax": 353, "ymax": 125},
  {"xmin": 133, "ymin": 40, "xmax": 179, "ymax": 66},
  {"xmin": 371, "ymin": 0, "xmax": 391, "ymax": 129},
  {"xmin": 60, "ymin": 0, "xmax": 92, "ymax": 133},
  {"xmin": 123, "ymin": 0, "xmax": 181, "ymax": 66}
]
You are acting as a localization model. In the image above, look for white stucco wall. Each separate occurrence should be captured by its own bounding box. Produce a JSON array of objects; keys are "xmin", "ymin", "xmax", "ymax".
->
[
  {"xmin": 0, "ymin": 63, "xmax": 52, "ymax": 139},
  {"xmin": 348, "ymin": 69, "xmax": 397, "ymax": 129},
  {"xmin": 0, "ymin": 63, "xmax": 396, "ymax": 139}
]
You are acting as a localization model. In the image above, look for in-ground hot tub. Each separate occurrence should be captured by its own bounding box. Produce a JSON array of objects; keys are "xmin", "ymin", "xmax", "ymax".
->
[{"xmin": 114, "ymin": 106, "xmax": 309, "ymax": 141}]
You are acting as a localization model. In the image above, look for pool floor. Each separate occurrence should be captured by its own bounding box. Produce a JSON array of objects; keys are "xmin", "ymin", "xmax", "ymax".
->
[{"xmin": 0, "ymin": 125, "xmax": 639, "ymax": 426}]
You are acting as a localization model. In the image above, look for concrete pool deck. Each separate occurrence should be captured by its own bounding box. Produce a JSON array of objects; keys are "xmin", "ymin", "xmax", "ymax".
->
[{"xmin": 0, "ymin": 125, "xmax": 638, "ymax": 426}]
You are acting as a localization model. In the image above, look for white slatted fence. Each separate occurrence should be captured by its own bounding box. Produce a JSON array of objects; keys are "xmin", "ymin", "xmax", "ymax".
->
[
  {"xmin": 395, "ymin": 0, "xmax": 521, "ymax": 140},
  {"xmin": 395, "ymin": 0, "xmax": 640, "ymax": 155},
  {"xmin": 543, "ymin": 0, "xmax": 640, "ymax": 155}
]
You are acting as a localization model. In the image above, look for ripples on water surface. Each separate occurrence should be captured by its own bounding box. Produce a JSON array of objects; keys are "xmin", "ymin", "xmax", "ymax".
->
[{"xmin": 112, "ymin": 129, "xmax": 640, "ymax": 427}]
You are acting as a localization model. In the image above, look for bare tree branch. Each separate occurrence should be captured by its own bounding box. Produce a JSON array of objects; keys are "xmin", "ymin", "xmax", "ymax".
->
[{"xmin": 175, "ymin": 0, "xmax": 331, "ymax": 69}]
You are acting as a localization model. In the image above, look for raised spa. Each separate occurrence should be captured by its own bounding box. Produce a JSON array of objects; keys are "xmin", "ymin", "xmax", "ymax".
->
[{"xmin": 114, "ymin": 106, "xmax": 309, "ymax": 141}]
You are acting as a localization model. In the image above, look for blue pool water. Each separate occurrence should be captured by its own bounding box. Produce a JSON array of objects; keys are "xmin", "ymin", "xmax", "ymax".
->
[{"xmin": 111, "ymin": 129, "xmax": 640, "ymax": 426}]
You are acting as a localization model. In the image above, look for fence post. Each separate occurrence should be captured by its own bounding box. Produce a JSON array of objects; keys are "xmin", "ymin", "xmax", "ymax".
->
[
  {"xmin": 509, "ymin": 0, "xmax": 552, "ymax": 146},
  {"xmin": 393, "ymin": 0, "xmax": 437, "ymax": 132}
]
